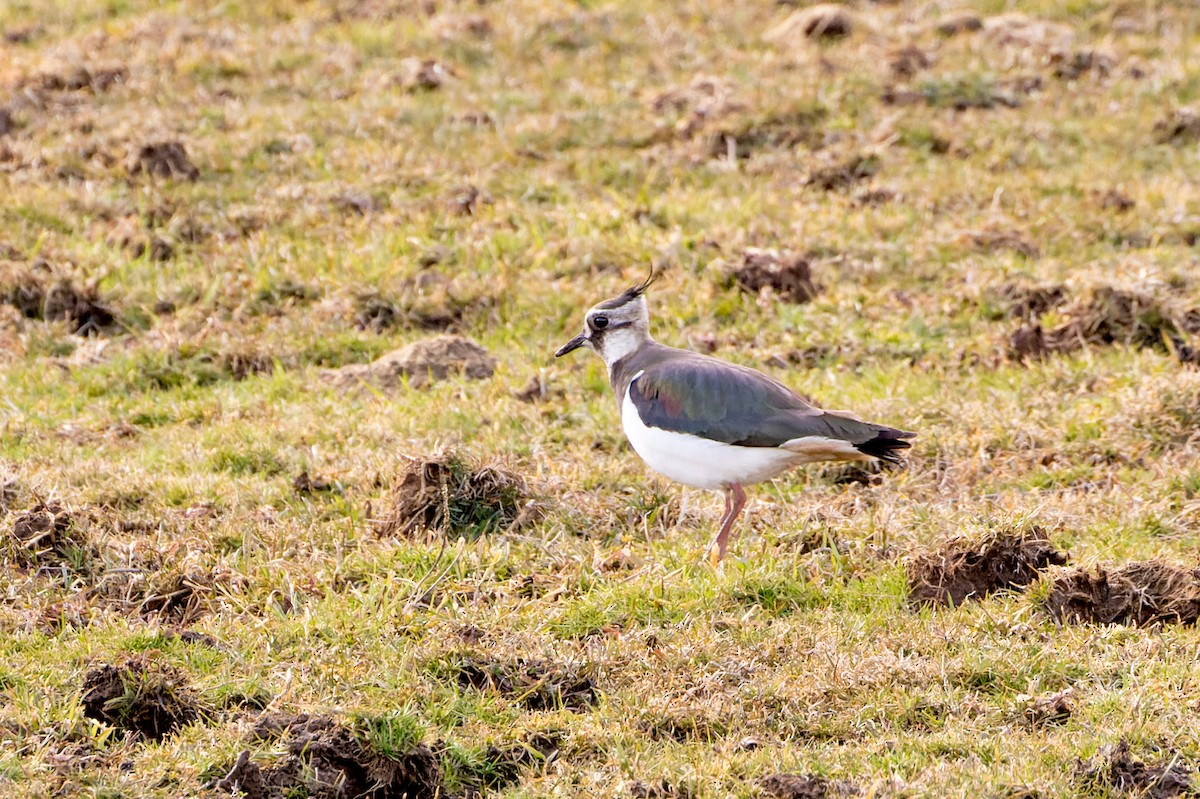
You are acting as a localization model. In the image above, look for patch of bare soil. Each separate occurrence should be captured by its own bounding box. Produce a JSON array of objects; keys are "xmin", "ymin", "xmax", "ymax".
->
[
  {"xmin": 0, "ymin": 261, "xmax": 117, "ymax": 335},
  {"xmin": 1154, "ymin": 107, "xmax": 1200, "ymax": 144},
  {"xmin": 760, "ymin": 773, "xmax": 859, "ymax": 799},
  {"xmin": 0, "ymin": 108, "xmax": 15, "ymax": 137},
  {"xmin": 128, "ymin": 141, "xmax": 200, "ymax": 180},
  {"xmin": 9, "ymin": 500, "xmax": 91, "ymax": 568},
  {"xmin": 80, "ymin": 654, "xmax": 202, "ymax": 741},
  {"xmin": 890, "ymin": 46, "xmax": 935, "ymax": 78},
  {"xmin": 211, "ymin": 718, "xmax": 442, "ymax": 799},
  {"xmin": 805, "ymin": 153, "xmax": 879, "ymax": 191},
  {"xmin": 376, "ymin": 451, "xmax": 535, "ymax": 539},
  {"xmin": 452, "ymin": 654, "xmax": 598, "ymax": 711},
  {"xmin": 730, "ymin": 249, "xmax": 819, "ymax": 304},
  {"xmin": 1007, "ymin": 286, "xmax": 1200, "ymax": 364},
  {"xmin": 1044, "ymin": 562, "xmax": 1200, "ymax": 626},
  {"xmin": 907, "ymin": 527, "xmax": 1067, "ymax": 607},
  {"xmin": 766, "ymin": 4, "xmax": 855, "ymax": 42},
  {"xmin": 1076, "ymin": 741, "xmax": 1196, "ymax": 798},
  {"xmin": 705, "ymin": 107, "xmax": 826, "ymax": 160},
  {"xmin": 934, "ymin": 11, "xmax": 983, "ymax": 36},
  {"xmin": 323, "ymin": 335, "xmax": 496, "ymax": 390}
]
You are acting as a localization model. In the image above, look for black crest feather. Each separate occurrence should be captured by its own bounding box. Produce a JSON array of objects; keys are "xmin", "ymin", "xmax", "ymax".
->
[{"xmin": 597, "ymin": 267, "xmax": 660, "ymax": 310}]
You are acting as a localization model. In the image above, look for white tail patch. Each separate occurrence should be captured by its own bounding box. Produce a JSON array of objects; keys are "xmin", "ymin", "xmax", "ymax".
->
[{"xmin": 781, "ymin": 436, "xmax": 871, "ymax": 463}]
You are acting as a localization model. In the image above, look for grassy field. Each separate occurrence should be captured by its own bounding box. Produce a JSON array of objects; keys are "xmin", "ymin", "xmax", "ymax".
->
[{"xmin": 2, "ymin": 0, "xmax": 1200, "ymax": 796}]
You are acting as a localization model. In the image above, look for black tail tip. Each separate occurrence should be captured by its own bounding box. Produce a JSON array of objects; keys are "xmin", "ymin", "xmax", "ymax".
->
[{"xmin": 856, "ymin": 431, "xmax": 915, "ymax": 465}]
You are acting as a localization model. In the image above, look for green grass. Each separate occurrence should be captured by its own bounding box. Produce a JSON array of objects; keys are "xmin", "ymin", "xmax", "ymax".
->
[{"xmin": 1, "ymin": 0, "xmax": 1200, "ymax": 796}]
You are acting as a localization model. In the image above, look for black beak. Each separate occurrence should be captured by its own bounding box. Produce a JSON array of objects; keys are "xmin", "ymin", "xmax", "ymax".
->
[{"xmin": 555, "ymin": 333, "xmax": 587, "ymax": 357}]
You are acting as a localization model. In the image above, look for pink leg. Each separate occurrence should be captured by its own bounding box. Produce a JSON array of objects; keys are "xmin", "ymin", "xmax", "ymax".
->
[{"xmin": 708, "ymin": 483, "xmax": 747, "ymax": 564}]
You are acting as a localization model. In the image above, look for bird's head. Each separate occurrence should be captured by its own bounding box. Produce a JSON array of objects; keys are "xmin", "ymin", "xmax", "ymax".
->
[{"xmin": 555, "ymin": 270, "xmax": 657, "ymax": 366}]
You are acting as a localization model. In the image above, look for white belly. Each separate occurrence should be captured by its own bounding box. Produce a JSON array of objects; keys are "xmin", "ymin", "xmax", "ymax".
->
[{"xmin": 620, "ymin": 385, "xmax": 802, "ymax": 490}]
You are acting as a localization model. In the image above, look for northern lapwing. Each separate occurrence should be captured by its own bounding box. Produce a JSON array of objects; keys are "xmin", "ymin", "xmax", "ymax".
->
[{"xmin": 555, "ymin": 273, "xmax": 916, "ymax": 563}]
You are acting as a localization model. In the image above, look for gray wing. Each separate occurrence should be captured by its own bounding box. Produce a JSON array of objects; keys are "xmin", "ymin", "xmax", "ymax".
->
[{"xmin": 627, "ymin": 353, "xmax": 915, "ymax": 460}]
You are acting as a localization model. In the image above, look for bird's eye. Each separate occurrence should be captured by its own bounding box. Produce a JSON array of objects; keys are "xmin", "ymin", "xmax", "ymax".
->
[{"xmin": 592, "ymin": 315, "xmax": 609, "ymax": 330}]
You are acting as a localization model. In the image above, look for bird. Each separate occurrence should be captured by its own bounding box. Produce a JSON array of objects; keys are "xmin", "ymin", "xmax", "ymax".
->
[{"xmin": 555, "ymin": 272, "xmax": 916, "ymax": 563}]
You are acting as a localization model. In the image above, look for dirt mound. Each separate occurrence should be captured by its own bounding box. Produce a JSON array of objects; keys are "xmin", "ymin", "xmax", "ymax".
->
[
  {"xmin": 988, "ymin": 281, "xmax": 1068, "ymax": 320},
  {"xmin": 128, "ymin": 141, "xmax": 200, "ymax": 180},
  {"xmin": 1044, "ymin": 562, "xmax": 1200, "ymax": 626},
  {"xmin": 760, "ymin": 773, "xmax": 859, "ymax": 799},
  {"xmin": 80, "ymin": 654, "xmax": 202, "ymax": 740},
  {"xmin": 805, "ymin": 154, "xmax": 879, "ymax": 191},
  {"xmin": 1008, "ymin": 286, "xmax": 1200, "ymax": 364},
  {"xmin": 1018, "ymin": 689, "xmax": 1073, "ymax": 728},
  {"xmin": 1154, "ymin": 107, "xmax": 1200, "ymax": 144},
  {"xmin": 452, "ymin": 654, "xmax": 598, "ymax": 711},
  {"xmin": 9, "ymin": 500, "xmax": 90, "ymax": 568},
  {"xmin": 211, "ymin": 718, "xmax": 441, "ymax": 799},
  {"xmin": 907, "ymin": 528, "xmax": 1067, "ymax": 607},
  {"xmin": 1076, "ymin": 741, "xmax": 1196, "ymax": 798},
  {"xmin": 730, "ymin": 249, "xmax": 819, "ymax": 304},
  {"xmin": 630, "ymin": 778, "xmax": 695, "ymax": 798},
  {"xmin": 376, "ymin": 451, "xmax": 534, "ymax": 539},
  {"xmin": 766, "ymin": 4, "xmax": 855, "ymax": 42},
  {"xmin": 323, "ymin": 335, "xmax": 496, "ymax": 390},
  {"xmin": 705, "ymin": 107, "xmax": 826, "ymax": 160},
  {"xmin": 0, "ymin": 261, "xmax": 117, "ymax": 335}
]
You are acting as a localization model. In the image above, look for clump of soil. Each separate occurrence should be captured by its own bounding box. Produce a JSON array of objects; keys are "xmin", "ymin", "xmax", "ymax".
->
[
  {"xmin": 447, "ymin": 184, "xmax": 485, "ymax": 216},
  {"xmin": 376, "ymin": 450, "xmax": 534, "ymax": 538},
  {"xmin": 987, "ymin": 281, "xmax": 1068, "ymax": 320},
  {"xmin": 705, "ymin": 107, "xmax": 826, "ymax": 160},
  {"xmin": 293, "ymin": 471, "xmax": 335, "ymax": 494},
  {"xmin": 1007, "ymin": 286, "xmax": 1200, "ymax": 364},
  {"xmin": 0, "ymin": 261, "xmax": 117, "ymax": 335},
  {"xmin": 27, "ymin": 64, "xmax": 127, "ymax": 93},
  {"xmin": 963, "ymin": 229, "xmax": 1040, "ymax": 258},
  {"xmin": 1044, "ymin": 561, "xmax": 1200, "ymax": 626},
  {"xmin": 128, "ymin": 141, "xmax": 200, "ymax": 180},
  {"xmin": 760, "ymin": 773, "xmax": 859, "ymax": 799},
  {"xmin": 650, "ymin": 76, "xmax": 742, "ymax": 139},
  {"xmin": 934, "ymin": 11, "xmax": 983, "ymax": 36},
  {"xmin": 805, "ymin": 154, "xmax": 879, "ymax": 191},
  {"xmin": 729, "ymin": 249, "xmax": 819, "ymax": 304},
  {"xmin": 9, "ymin": 500, "xmax": 90, "ymax": 568},
  {"xmin": 451, "ymin": 654, "xmax": 599, "ymax": 711},
  {"xmin": 352, "ymin": 277, "xmax": 495, "ymax": 332},
  {"xmin": 1018, "ymin": 689, "xmax": 1073, "ymax": 728},
  {"xmin": 907, "ymin": 527, "xmax": 1067, "ymax": 607},
  {"xmin": 890, "ymin": 46, "xmax": 935, "ymax": 79},
  {"xmin": 323, "ymin": 335, "xmax": 496, "ymax": 391},
  {"xmin": 1097, "ymin": 189, "xmax": 1136, "ymax": 212},
  {"xmin": 766, "ymin": 4, "xmax": 855, "ymax": 42},
  {"xmin": 0, "ymin": 108, "xmax": 15, "ymax": 137},
  {"xmin": 1154, "ymin": 107, "xmax": 1200, "ymax": 144},
  {"xmin": 1076, "ymin": 741, "xmax": 1196, "ymax": 799},
  {"xmin": 211, "ymin": 717, "xmax": 442, "ymax": 799},
  {"xmin": 399, "ymin": 57, "xmax": 451, "ymax": 91},
  {"xmin": 80, "ymin": 654, "xmax": 202, "ymax": 741}
]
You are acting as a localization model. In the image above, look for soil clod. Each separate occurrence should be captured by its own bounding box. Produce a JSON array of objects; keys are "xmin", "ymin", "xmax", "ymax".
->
[
  {"xmin": 630, "ymin": 778, "xmax": 696, "ymax": 798},
  {"xmin": 760, "ymin": 773, "xmax": 859, "ymax": 799},
  {"xmin": 323, "ymin": 335, "xmax": 496, "ymax": 391},
  {"xmin": 767, "ymin": 4, "xmax": 855, "ymax": 42},
  {"xmin": 805, "ymin": 154, "xmax": 879, "ymax": 191},
  {"xmin": 80, "ymin": 654, "xmax": 201, "ymax": 741},
  {"xmin": 1154, "ymin": 107, "xmax": 1200, "ymax": 144},
  {"xmin": 212, "ymin": 716, "xmax": 442, "ymax": 799},
  {"xmin": 9, "ymin": 500, "xmax": 89, "ymax": 567},
  {"xmin": 1076, "ymin": 741, "xmax": 1196, "ymax": 799},
  {"xmin": 1006, "ymin": 286, "xmax": 1200, "ymax": 364},
  {"xmin": 989, "ymin": 282, "xmax": 1068, "ymax": 320},
  {"xmin": 376, "ymin": 450, "xmax": 534, "ymax": 539},
  {"xmin": 451, "ymin": 654, "xmax": 598, "ymax": 711},
  {"xmin": 1044, "ymin": 561, "xmax": 1200, "ymax": 626},
  {"xmin": 399, "ymin": 57, "xmax": 451, "ymax": 91},
  {"xmin": 1018, "ymin": 689, "xmax": 1073, "ymax": 728},
  {"xmin": 907, "ymin": 527, "xmax": 1067, "ymax": 607},
  {"xmin": 1, "ymin": 262, "xmax": 117, "ymax": 335},
  {"xmin": 128, "ymin": 141, "xmax": 200, "ymax": 180},
  {"xmin": 293, "ymin": 471, "xmax": 335, "ymax": 494},
  {"xmin": 730, "ymin": 249, "xmax": 819, "ymax": 304}
]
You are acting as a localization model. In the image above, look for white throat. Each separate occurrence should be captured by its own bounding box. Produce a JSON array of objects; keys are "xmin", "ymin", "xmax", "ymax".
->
[{"xmin": 597, "ymin": 327, "xmax": 648, "ymax": 369}]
